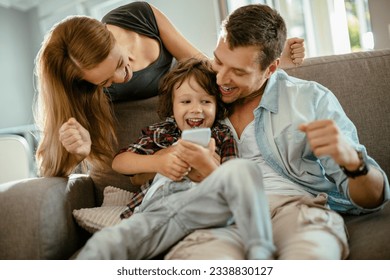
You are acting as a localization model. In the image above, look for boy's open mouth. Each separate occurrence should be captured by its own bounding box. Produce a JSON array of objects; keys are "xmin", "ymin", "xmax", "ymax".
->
[{"xmin": 186, "ymin": 118, "xmax": 204, "ymax": 128}]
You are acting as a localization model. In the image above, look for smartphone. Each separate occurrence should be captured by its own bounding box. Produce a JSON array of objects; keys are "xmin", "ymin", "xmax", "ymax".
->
[{"xmin": 181, "ymin": 128, "xmax": 211, "ymax": 147}]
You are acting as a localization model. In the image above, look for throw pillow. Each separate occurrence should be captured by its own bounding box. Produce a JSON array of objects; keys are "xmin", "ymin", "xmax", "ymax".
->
[
  {"xmin": 72, "ymin": 186, "xmax": 134, "ymax": 233},
  {"xmin": 101, "ymin": 185, "xmax": 135, "ymax": 206}
]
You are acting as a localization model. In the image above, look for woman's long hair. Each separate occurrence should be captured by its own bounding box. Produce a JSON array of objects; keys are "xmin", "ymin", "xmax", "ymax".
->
[{"xmin": 34, "ymin": 16, "xmax": 117, "ymax": 177}]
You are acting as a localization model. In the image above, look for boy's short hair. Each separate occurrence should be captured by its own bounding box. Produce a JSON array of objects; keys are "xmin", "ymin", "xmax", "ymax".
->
[{"xmin": 158, "ymin": 58, "xmax": 227, "ymax": 121}]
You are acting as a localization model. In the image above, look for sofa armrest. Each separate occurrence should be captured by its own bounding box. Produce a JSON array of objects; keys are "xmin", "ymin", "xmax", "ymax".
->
[{"xmin": 0, "ymin": 174, "xmax": 95, "ymax": 259}]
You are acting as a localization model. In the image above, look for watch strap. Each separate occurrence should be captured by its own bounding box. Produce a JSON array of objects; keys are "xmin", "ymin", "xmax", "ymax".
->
[{"xmin": 340, "ymin": 150, "xmax": 370, "ymax": 179}]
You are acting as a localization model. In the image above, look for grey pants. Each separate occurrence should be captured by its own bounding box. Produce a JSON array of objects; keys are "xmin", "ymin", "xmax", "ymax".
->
[{"xmin": 76, "ymin": 158, "xmax": 275, "ymax": 260}]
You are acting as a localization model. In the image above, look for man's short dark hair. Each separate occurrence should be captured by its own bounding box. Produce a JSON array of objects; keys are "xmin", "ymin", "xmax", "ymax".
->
[{"xmin": 221, "ymin": 4, "xmax": 287, "ymax": 70}]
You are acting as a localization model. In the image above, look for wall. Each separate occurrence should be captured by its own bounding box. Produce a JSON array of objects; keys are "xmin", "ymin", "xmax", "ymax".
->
[
  {"xmin": 0, "ymin": 7, "xmax": 40, "ymax": 129},
  {"xmin": 368, "ymin": 0, "xmax": 390, "ymax": 50},
  {"xmin": 148, "ymin": 0, "xmax": 221, "ymax": 57}
]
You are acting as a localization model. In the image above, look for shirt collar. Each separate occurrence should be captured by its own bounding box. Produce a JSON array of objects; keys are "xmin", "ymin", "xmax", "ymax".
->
[{"xmin": 255, "ymin": 69, "xmax": 286, "ymax": 114}]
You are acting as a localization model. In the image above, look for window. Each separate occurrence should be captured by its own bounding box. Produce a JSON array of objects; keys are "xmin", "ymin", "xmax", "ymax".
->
[{"xmin": 223, "ymin": 0, "xmax": 373, "ymax": 57}]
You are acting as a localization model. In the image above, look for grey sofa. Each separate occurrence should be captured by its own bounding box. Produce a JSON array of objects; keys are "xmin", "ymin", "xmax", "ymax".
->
[{"xmin": 1, "ymin": 49, "xmax": 389, "ymax": 260}]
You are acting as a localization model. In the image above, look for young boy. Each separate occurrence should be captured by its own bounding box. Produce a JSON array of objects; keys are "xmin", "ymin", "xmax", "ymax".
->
[
  {"xmin": 113, "ymin": 57, "xmax": 237, "ymax": 219},
  {"xmin": 76, "ymin": 58, "xmax": 274, "ymax": 260}
]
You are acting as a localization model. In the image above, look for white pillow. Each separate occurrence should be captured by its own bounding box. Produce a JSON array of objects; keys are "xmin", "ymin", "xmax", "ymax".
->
[
  {"xmin": 72, "ymin": 186, "xmax": 134, "ymax": 233},
  {"xmin": 101, "ymin": 186, "xmax": 135, "ymax": 206}
]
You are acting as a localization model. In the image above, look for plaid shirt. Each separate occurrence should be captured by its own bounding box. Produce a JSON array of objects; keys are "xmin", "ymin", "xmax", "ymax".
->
[{"xmin": 119, "ymin": 117, "xmax": 237, "ymax": 219}]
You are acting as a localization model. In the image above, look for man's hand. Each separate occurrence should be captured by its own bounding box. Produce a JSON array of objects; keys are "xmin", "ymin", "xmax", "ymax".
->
[
  {"xmin": 59, "ymin": 117, "xmax": 91, "ymax": 162},
  {"xmin": 299, "ymin": 120, "xmax": 360, "ymax": 170},
  {"xmin": 299, "ymin": 119, "xmax": 385, "ymax": 208}
]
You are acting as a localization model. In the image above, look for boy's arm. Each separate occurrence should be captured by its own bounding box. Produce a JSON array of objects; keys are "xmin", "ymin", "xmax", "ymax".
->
[
  {"xmin": 112, "ymin": 147, "xmax": 191, "ymax": 182},
  {"xmin": 129, "ymin": 146, "xmax": 187, "ymax": 185},
  {"xmin": 112, "ymin": 152, "xmax": 161, "ymax": 175}
]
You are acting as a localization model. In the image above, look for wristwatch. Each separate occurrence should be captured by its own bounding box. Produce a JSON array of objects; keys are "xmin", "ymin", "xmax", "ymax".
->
[{"xmin": 340, "ymin": 150, "xmax": 370, "ymax": 178}]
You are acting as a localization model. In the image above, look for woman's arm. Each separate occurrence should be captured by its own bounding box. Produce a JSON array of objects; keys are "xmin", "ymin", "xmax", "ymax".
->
[
  {"xmin": 58, "ymin": 117, "xmax": 91, "ymax": 163},
  {"xmin": 280, "ymin": 37, "xmax": 305, "ymax": 68}
]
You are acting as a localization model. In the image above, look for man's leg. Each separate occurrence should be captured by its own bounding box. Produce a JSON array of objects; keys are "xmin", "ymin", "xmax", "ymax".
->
[{"xmin": 269, "ymin": 194, "xmax": 349, "ymax": 260}]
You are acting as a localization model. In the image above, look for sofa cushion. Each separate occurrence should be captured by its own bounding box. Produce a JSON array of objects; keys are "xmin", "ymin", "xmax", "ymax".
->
[
  {"xmin": 343, "ymin": 202, "xmax": 390, "ymax": 259},
  {"xmin": 101, "ymin": 186, "xmax": 135, "ymax": 207},
  {"xmin": 72, "ymin": 186, "xmax": 133, "ymax": 233}
]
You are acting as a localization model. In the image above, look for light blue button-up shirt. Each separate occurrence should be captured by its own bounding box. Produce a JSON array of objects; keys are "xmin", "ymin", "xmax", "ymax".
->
[{"xmin": 240, "ymin": 69, "xmax": 389, "ymax": 215}]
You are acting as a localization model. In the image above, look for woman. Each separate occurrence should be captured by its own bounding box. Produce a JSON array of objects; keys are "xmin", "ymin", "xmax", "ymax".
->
[{"xmin": 35, "ymin": 1, "xmax": 304, "ymax": 177}]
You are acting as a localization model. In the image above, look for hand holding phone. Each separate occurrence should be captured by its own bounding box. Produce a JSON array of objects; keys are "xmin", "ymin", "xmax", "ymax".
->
[{"xmin": 181, "ymin": 128, "xmax": 211, "ymax": 147}]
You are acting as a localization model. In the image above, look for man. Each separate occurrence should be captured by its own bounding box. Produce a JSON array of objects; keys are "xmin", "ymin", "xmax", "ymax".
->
[{"xmin": 166, "ymin": 4, "xmax": 389, "ymax": 260}]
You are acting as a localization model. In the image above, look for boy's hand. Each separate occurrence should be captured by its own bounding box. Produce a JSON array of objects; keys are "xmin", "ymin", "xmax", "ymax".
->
[
  {"xmin": 299, "ymin": 120, "xmax": 360, "ymax": 170},
  {"xmin": 175, "ymin": 138, "xmax": 218, "ymax": 180},
  {"xmin": 59, "ymin": 117, "xmax": 91, "ymax": 162},
  {"xmin": 155, "ymin": 148, "xmax": 191, "ymax": 181}
]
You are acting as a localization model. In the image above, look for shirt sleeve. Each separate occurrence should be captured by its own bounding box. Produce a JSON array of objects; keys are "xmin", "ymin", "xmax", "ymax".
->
[
  {"xmin": 117, "ymin": 126, "xmax": 160, "ymax": 156},
  {"xmin": 117, "ymin": 119, "xmax": 180, "ymax": 156},
  {"xmin": 314, "ymin": 83, "xmax": 390, "ymax": 213}
]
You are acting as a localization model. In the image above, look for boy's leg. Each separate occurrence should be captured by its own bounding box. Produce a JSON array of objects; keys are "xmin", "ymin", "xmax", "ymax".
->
[
  {"xmin": 77, "ymin": 158, "xmax": 274, "ymax": 259},
  {"xmin": 168, "ymin": 158, "xmax": 275, "ymax": 259},
  {"xmin": 165, "ymin": 225, "xmax": 246, "ymax": 260},
  {"xmin": 76, "ymin": 182, "xmax": 193, "ymax": 260}
]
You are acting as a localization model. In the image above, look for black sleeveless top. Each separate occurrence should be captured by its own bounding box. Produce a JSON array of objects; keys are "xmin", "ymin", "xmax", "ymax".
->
[{"xmin": 102, "ymin": 1, "xmax": 174, "ymax": 102}]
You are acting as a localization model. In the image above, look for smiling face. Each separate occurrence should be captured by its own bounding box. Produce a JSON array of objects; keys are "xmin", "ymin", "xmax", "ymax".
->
[
  {"xmin": 172, "ymin": 76, "xmax": 217, "ymax": 131},
  {"xmin": 211, "ymin": 38, "xmax": 275, "ymax": 105},
  {"xmin": 82, "ymin": 42, "xmax": 132, "ymax": 88}
]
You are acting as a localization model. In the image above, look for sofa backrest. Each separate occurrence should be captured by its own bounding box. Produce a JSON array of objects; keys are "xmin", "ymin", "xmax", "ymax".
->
[
  {"xmin": 286, "ymin": 49, "xmax": 390, "ymax": 179},
  {"xmin": 90, "ymin": 49, "xmax": 390, "ymax": 204},
  {"xmin": 90, "ymin": 96, "xmax": 161, "ymax": 204}
]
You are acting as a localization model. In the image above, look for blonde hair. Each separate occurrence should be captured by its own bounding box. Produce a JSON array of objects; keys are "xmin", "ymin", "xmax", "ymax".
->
[{"xmin": 34, "ymin": 16, "xmax": 117, "ymax": 177}]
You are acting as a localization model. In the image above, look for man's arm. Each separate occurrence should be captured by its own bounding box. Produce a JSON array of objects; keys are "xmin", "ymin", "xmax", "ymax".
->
[{"xmin": 299, "ymin": 120, "xmax": 385, "ymax": 208}]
